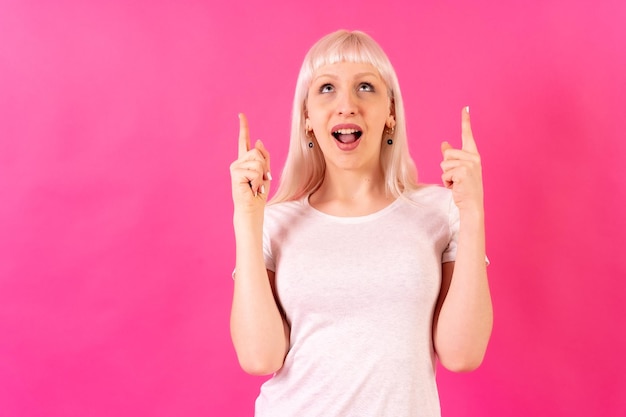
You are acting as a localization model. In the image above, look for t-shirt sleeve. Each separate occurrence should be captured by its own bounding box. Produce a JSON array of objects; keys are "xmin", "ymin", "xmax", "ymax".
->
[
  {"xmin": 441, "ymin": 191, "xmax": 490, "ymax": 266},
  {"xmin": 232, "ymin": 211, "xmax": 277, "ymax": 280},
  {"xmin": 442, "ymin": 193, "xmax": 460, "ymax": 263}
]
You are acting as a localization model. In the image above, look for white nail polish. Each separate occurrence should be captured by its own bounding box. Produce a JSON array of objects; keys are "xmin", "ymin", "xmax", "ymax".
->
[
  {"xmin": 267, "ymin": 172, "xmax": 273, "ymax": 181},
  {"xmin": 466, "ymin": 106, "xmax": 470, "ymax": 114},
  {"xmin": 260, "ymin": 185, "xmax": 266, "ymax": 195}
]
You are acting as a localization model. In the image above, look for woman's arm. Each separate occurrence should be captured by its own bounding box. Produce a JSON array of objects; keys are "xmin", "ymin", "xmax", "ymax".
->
[
  {"xmin": 434, "ymin": 107, "xmax": 493, "ymax": 372},
  {"xmin": 230, "ymin": 226, "xmax": 290, "ymax": 375},
  {"xmin": 433, "ymin": 215, "xmax": 492, "ymax": 372},
  {"xmin": 229, "ymin": 114, "xmax": 290, "ymax": 375}
]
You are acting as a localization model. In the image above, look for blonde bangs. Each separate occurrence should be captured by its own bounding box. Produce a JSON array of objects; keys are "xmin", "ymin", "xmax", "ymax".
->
[{"xmin": 303, "ymin": 32, "xmax": 395, "ymax": 99}]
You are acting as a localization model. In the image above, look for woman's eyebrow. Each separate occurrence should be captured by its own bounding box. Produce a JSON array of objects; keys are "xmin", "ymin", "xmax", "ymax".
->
[{"xmin": 311, "ymin": 73, "xmax": 338, "ymax": 83}]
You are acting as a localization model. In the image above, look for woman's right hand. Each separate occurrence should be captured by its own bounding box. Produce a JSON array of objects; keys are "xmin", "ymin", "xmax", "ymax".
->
[
  {"xmin": 230, "ymin": 115, "xmax": 288, "ymax": 375},
  {"xmin": 230, "ymin": 113, "xmax": 272, "ymax": 214}
]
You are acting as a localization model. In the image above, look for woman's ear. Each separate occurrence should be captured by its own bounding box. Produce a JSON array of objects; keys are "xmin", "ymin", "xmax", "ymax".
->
[
  {"xmin": 304, "ymin": 107, "xmax": 310, "ymax": 130},
  {"xmin": 388, "ymin": 98, "xmax": 396, "ymax": 126}
]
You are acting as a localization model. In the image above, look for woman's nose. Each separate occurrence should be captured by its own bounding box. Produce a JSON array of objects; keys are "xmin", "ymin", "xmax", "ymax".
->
[{"xmin": 336, "ymin": 91, "xmax": 357, "ymax": 115}]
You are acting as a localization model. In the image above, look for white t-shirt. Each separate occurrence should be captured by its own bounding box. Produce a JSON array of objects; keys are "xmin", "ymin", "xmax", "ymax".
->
[{"xmin": 256, "ymin": 185, "xmax": 459, "ymax": 417}]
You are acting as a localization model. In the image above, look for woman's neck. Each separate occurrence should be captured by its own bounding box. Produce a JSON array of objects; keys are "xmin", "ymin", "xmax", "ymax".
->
[{"xmin": 309, "ymin": 167, "xmax": 394, "ymax": 216}]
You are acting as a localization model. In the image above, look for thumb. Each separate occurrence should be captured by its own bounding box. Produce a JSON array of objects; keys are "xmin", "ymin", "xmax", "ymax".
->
[{"xmin": 441, "ymin": 141, "xmax": 453, "ymax": 158}]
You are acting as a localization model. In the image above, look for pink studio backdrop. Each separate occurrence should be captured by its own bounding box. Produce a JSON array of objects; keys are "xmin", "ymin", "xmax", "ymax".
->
[{"xmin": 1, "ymin": 1, "xmax": 624, "ymax": 416}]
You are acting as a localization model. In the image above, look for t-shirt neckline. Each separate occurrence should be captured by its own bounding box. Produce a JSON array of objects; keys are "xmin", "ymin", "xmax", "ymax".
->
[{"xmin": 303, "ymin": 194, "xmax": 403, "ymax": 223}]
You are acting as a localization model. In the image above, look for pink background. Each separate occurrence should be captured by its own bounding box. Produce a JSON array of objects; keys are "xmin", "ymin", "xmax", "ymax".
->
[{"xmin": 1, "ymin": 0, "xmax": 625, "ymax": 416}]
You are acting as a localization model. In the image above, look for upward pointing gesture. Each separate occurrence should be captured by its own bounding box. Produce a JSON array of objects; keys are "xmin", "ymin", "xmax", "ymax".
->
[
  {"xmin": 461, "ymin": 106, "xmax": 478, "ymax": 154},
  {"xmin": 440, "ymin": 107, "xmax": 484, "ymax": 212},
  {"xmin": 238, "ymin": 113, "xmax": 252, "ymax": 159},
  {"xmin": 230, "ymin": 113, "xmax": 272, "ymax": 212}
]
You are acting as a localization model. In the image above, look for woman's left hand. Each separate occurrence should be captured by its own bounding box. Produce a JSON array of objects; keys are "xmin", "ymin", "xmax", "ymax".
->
[{"xmin": 440, "ymin": 107, "xmax": 484, "ymax": 213}]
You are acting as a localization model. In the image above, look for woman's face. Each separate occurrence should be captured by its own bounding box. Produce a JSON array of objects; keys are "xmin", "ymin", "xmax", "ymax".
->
[{"xmin": 305, "ymin": 61, "xmax": 394, "ymax": 173}]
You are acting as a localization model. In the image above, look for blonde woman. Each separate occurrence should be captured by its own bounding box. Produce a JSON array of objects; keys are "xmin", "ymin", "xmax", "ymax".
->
[{"xmin": 230, "ymin": 30, "xmax": 493, "ymax": 417}]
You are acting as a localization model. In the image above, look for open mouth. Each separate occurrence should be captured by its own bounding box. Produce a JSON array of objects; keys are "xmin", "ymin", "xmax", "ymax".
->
[{"xmin": 332, "ymin": 128, "xmax": 363, "ymax": 144}]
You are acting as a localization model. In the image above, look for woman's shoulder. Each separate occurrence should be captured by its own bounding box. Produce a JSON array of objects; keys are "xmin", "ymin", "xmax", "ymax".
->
[
  {"xmin": 401, "ymin": 184, "xmax": 457, "ymax": 228},
  {"xmin": 404, "ymin": 183, "xmax": 453, "ymax": 206},
  {"xmin": 263, "ymin": 197, "xmax": 311, "ymax": 234},
  {"xmin": 265, "ymin": 197, "xmax": 308, "ymax": 218}
]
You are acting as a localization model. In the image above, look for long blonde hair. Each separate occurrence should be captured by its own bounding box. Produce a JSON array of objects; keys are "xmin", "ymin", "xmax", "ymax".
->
[{"xmin": 270, "ymin": 30, "xmax": 419, "ymax": 204}]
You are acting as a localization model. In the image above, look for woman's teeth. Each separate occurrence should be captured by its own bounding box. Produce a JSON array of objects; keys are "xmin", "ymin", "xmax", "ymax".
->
[
  {"xmin": 333, "ymin": 128, "xmax": 360, "ymax": 135},
  {"xmin": 332, "ymin": 129, "xmax": 363, "ymax": 143}
]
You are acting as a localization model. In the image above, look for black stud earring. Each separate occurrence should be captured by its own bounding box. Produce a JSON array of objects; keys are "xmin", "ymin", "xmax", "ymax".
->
[
  {"xmin": 308, "ymin": 142, "xmax": 314, "ymax": 148},
  {"xmin": 386, "ymin": 126, "xmax": 395, "ymax": 145}
]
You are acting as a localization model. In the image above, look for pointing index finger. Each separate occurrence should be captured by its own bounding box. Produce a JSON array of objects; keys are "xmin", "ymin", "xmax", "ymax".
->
[
  {"xmin": 238, "ymin": 113, "xmax": 250, "ymax": 158},
  {"xmin": 461, "ymin": 106, "xmax": 478, "ymax": 153}
]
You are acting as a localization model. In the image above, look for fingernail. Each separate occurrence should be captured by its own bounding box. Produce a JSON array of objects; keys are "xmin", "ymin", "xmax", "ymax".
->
[
  {"xmin": 260, "ymin": 185, "xmax": 266, "ymax": 195},
  {"xmin": 466, "ymin": 106, "xmax": 470, "ymax": 114},
  {"xmin": 266, "ymin": 171, "xmax": 273, "ymax": 181},
  {"xmin": 254, "ymin": 190, "xmax": 258, "ymax": 197}
]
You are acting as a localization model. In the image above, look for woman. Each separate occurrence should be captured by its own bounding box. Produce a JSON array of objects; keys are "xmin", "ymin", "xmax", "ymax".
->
[{"xmin": 229, "ymin": 30, "xmax": 493, "ymax": 417}]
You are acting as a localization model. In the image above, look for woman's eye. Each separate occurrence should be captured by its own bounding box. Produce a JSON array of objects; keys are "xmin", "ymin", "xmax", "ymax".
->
[
  {"xmin": 358, "ymin": 82, "xmax": 374, "ymax": 92},
  {"xmin": 319, "ymin": 84, "xmax": 334, "ymax": 93}
]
